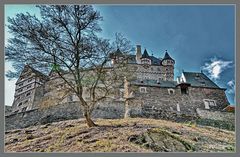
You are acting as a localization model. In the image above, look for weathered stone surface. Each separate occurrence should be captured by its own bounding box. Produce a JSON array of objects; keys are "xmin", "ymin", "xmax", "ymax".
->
[
  {"xmin": 196, "ymin": 108, "xmax": 235, "ymax": 122},
  {"xmin": 128, "ymin": 128, "xmax": 195, "ymax": 152},
  {"xmin": 126, "ymin": 85, "xmax": 229, "ymax": 119},
  {"xmin": 5, "ymin": 101, "xmax": 125, "ymax": 131}
]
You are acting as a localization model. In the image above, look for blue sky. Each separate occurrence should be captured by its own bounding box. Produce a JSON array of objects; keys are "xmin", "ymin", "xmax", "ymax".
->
[{"xmin": 4, "ymin": 5, "xmax": 235, "ymax": 105}]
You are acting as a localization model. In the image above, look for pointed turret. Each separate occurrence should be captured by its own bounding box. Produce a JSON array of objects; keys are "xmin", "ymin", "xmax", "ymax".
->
[
  {"xmin": 163, "ymin": 50, "xmax": 174, "ymax": 62},
  {"xmin": 141, "ymin": 49, "xmax": 150, "ymax": 58},
  {"xmin": 161, "ymin": 50, "xmax": 175, "ymax": 65},
  {"xmin": 161, "ymin": 50, "xmax": 175, "ymax": 81}
]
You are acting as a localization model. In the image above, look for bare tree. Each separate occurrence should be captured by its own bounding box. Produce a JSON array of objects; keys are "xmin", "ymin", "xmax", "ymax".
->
[{"xmin": 5, "ymin": 5, "xmax": 133, "ymax": 127}]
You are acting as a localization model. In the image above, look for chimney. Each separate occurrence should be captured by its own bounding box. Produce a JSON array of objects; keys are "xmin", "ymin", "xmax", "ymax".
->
[{"xmin": 136, "ymin": 45, "xmax": 142, "ymax": 64}]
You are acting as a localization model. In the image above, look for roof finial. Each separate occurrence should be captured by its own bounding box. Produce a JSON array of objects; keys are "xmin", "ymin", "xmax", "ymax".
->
[{"xmin": 165, "ymin": 50, "xmax": 167, "ymax": 52}]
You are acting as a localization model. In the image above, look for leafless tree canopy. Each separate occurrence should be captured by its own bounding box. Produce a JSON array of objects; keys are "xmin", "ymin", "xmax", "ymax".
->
[{"xmin": 6, "ymin": 5, "xmax": 133, "ymax": 127}]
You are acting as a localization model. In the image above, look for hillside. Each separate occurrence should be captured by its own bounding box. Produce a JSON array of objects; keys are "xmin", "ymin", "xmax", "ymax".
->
[{"xmin": 5, "ymin": 118, "xmax": 235, "ymax": 152}]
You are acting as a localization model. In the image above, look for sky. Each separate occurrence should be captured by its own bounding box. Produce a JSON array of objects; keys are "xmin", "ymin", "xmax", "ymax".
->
[{"xmin": 4, "ymin": 4, "xmax": 235, "ymax": 106}]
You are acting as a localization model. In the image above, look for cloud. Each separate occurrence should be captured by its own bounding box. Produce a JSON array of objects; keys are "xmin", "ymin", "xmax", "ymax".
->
[
  {"xmin": 201, "ymin": 57, "xmax": 233, "ymax": 80},
  {"xmin": 227, "ymin": 80, "xmax": 235, "ymax": 94}
]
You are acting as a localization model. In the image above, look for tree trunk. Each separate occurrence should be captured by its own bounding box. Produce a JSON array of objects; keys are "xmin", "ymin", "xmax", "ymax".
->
[{"xmin": 83, "ymin": 110, "xmax": 97, "ymax": 127}]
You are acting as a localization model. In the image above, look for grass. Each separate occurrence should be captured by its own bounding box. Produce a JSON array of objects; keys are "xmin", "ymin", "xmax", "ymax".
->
[{"xmin": 5, "ymin": 118, "xmax": 235, "ymax": 152}]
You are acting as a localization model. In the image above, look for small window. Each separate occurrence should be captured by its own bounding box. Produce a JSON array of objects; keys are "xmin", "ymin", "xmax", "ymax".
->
[
  {"xmin": 28, "ymin": 79, "xmax": 32, "ymax": 82},
  {"xmin": 18, "ymin": 83, "xmax": 24, "ymax": 87},
  {"xmin": 203, "ymin": 99, "xmax": 217, "ymax": 109},
  {"xmin": 209, "ymin": 100, "xmax": 216, "ymax": 106},
  {"xmin": 26, "ymin": 84, "xmax": 32, "ymax": 89},
  {"xmin": 168, "ymin": 89, "xmax": 175, "ymax": 95},
  {"xmin": 26, "ymin": 92, "xmax": 31, "ymax": 96},
  {"xmin": 24, "ymin": 100, "xmax": 28, "ymax": 104},
  {"xmin": 200, "ymin": 81, "xmax": 206, "ymax": 86},
  {"xmin": 204, "ymin": 99, "xmax": 216, "ymax": 108},
  {"xmin": 139, "ymin": 87, "xmax": 147, "ymax": 93},
  {"xmin": 204, "ymin": 101, "xmax": 210, "ymax": 109},
  {"xmin": 181, "ymin": 88, "xmax": 188, "ymax": 94},
  {"xmin": 18, "ymin": 89, "xmax": 23, "ymax": 93}
]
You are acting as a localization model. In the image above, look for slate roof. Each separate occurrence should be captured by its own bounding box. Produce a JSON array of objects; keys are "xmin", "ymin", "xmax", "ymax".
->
[
  {"xmin": 149, "ymin": 56, "xmax": 161, "ymax": 65},
  {"xmin": 109, "ymin": 48, "xmax": 125, "ymax": 58},
  {"xmin": 131, "ymin": 79, "xmax": 178, "ymax": 88},
  {"xmin": 141, "ymin": 49, "xmax": 150, "ymax": 58},
  {"xmin": 162, "ymin": 51, "xmax": 174, "ymax": 61},
  {"xmin": 182, "ymin": 72, "xmax": 221, "ymax": 89},
  {"xmin": 127, "ymin": 54, "xmax": 137, "ymax": 64},
  {"xmin": 110, "ymin": 48, "xmax": 166, "ymax": 66}
]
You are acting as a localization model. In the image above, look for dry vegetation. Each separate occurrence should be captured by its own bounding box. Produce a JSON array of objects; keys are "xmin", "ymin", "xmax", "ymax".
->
[{"xmin": 5, "ymin": 118, "xmax": 235, "ymax": 152}]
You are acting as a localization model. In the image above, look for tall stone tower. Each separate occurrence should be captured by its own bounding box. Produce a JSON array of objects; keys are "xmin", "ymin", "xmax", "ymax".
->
[
  {"xmin": 135, "ymin": 45, "xmax": 142, "ymax": 64},
  {"xmin": 11, "ymin": 65, "xmax": 49, "ymax": 113},
  {"xmin": 161, "ymin": 50, "xmax": 175, "ymax": 81}
]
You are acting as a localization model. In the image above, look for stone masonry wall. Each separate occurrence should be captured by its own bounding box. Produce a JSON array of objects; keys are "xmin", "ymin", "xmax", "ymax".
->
[
  {"xmin": 196, "ymin": 108, "xmax": 235, "ymax": 123},
  {"xmin": 126, "ymin": 85, "xmax": 229, "ymax": 118},
  {"xmin": 5, "ymin": 101, "xmax": 125, "ymax": 131}
]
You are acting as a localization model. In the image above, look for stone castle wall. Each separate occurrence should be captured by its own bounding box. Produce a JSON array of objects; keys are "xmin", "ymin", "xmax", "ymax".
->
[
  {"xmin": 126, "ymin": 85, "xmax": 229, "ymax": 118},
  {"xmin": 5, "ymin": 101, "xmax": 125, "ymax": 131},
  {"xmin": 196, "ymin": 108, "xmax": 235, "ymax": 123}
]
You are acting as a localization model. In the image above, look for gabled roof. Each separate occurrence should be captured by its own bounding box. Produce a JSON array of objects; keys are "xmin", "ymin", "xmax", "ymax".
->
[
  {"xmin": 17, "ymin": 65, "xmax": 49, "ymax": 83},
  {"xmin": 182, "ymin": 72, "xmax": 221, "ymax": 89},
  {"xmin": 149, "ymin": 56, "xmax": 161, "ymax": 65},
  {"xmin": 127, "ymin": 54, "xmax": 137, "ymax": 64}
]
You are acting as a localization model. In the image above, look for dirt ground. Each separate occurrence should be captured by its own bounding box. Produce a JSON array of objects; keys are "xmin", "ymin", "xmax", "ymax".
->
[{"xmin": 4, "ymin": 118, "xmax": 235, "ymax": 152}]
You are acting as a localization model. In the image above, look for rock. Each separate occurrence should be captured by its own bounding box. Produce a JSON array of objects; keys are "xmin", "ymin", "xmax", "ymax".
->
[
  {"xmin": 24, "ymin": 130, "xmax": 34, "ymax": 134},
  {"xmin": 172, "ymin": 130, "xmax": 182, "ymax": 135},
  {"xmin": 128, "ymin": 135, "xmax": 138, "ymax": 142},
  {"xmin": 128, "ymin": 128, "xmax": 194, "ymax": 152},
  {"xmin": 65, "ymin": 124, "xmax": 75, "ymax": 128},
  {"xmin": 26, "ymin": 134, "xmax": 35, "ymax": 140},
  {"xmin": 193, "ymin": 137, "xmax": 199, "ymax": 142},
  {"xmin": 5, "ymin": 138, "xmax": 18, "ymax": 145}
]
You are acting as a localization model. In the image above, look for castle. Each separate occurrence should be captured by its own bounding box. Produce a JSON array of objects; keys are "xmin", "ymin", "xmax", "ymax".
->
[{"xmin": 8, "ymin": 45, "xmax": 230, "ymax": 121}]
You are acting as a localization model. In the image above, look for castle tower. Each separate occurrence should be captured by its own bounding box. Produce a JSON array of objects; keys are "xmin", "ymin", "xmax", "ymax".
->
[
  {"xmin": 135, "ymin": 45, "xmax": 142, "ymax": 64},
  {"xmin": 11, "ymin": 65, "xmax": 49, "ymax": 113},
  {"xmin": 161, "ymin": 50, "xmax": 175, "ymax": 81},
  {"xmin": 141, "ymin": 49, "xmax": 151, "ymax": 65}
]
